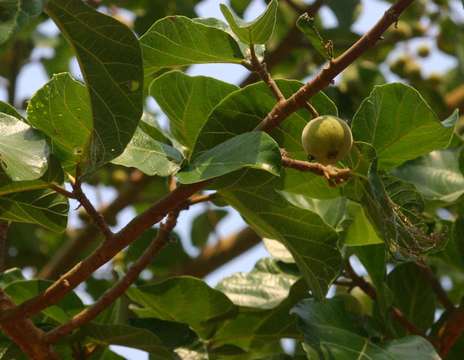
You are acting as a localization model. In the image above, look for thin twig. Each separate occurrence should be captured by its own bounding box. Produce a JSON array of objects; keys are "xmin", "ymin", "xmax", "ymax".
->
[
  {"xmin": 249, "ymin": 45, "xmax": 285, "ymax": 102},
  {"xmin": 187, "ymin": 193, "xmax": 218, "ymax": 207},
  {"xmin": 44, "ymin": 211, "xmax": 179, "ymax": 344},
  {"xmin": 255, "ymin": 0, "xmax": 415, "ymax": 132},
  {"xmin": 71, "ymin": 181, "xmax": 113, "ymax": 241},
  {"xmin": 280, "ymin": 149, "xmax": 351, "ymax": 186},
  {"xmin": 49, "ymin": 184, "xmax": 76, "ymax": 199},
  {"xmin": 0, "ymin": 221, "xmax": 9, "ymax": 272}
]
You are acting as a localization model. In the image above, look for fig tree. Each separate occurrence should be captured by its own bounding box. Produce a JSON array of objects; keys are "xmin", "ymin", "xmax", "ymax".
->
[{"xmin": 301, "ymin": 115, "xmax": 353, "ymax": 165}]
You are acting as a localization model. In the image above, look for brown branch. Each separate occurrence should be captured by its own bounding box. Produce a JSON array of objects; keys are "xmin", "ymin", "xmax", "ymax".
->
[
  {"xmin": 438, "ymin": 307, "xmax": 464, "ymax": 357},
  {"xmin": 280, "ymin": 150, "xmax": 351, "ymax": 186},
  {"xmin": 249, "ymin": 45, "xmax": 285, "ymax": 102},
  {"xmin": 178, "ymin": 227, "xmax": 261, "ymax": 278},
  {"xmin": 44, "ymin": 211, "xmax": 179, "ymax": 344},
  {"xmin": 0, "ymin": 221, "xmax": 9, "ymax": 272},
  {"xmin": 71, "ymin": 181, "xmax": 113, "ymax": 241},
  {"xmin": 49, "ymin": 184, "xmax": 76, "ymax": 199},
  {"xmin": 0, "ymin": 181, "xmax": 206, "ymax": 322},
  {"xmin": 255, "ymin": 0, "xmax": 415, "ymax": 132},
  {"xmin": 187, "ymin": 193, "xmax": 218, "ymax": 207},
  {"xmin": 39, "ymin": 171, "xmax": 151, "ymax": 279}
]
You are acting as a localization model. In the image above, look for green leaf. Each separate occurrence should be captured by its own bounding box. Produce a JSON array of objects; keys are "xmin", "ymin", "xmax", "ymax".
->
[
  {"xmin": 140, "ymin": 16, "xmax": 244, "ymax": 77},
  {"xmin": 326, "ymin": 0, "xmax": 361, "ymax": 29},
  {"xmin": 0, "ymin": 156, "xmax": 64, "ymax": 196},
  {"xmin": 296, "ymin": 14, "xmax": 330, "ymax": 60},
  {"xmin": 0, "ymin": 268, "xmax": 24, "ymax": 288},
  {"xmin": 387, "ymin": 263, "xmax": 436, "ymax": 335},
  {"xmin": 0, "ymin": 112, "xmax": 49, "ymax": 181},
  {"xmin": 344, "ymin": 202, "xmax": 383, "ymax": 246},
  {"xmin": 4, "ymin": 280, "xmax": 83, "ymax": 323},
  {"xmin": 46, "ymin": 0, "xmax": 143, "ymax": 173},
  {"xmin": 221, "ymin": 180, "xmax": 341, "ymax": 300},
  {"xmin": 220, "ymin": 0, "xmax": 278, "ymax": 45},
  {"xmin": 127, "ymin": 276, "xmax": 237, "ymax": 338},
  {"xmin": 27, "ymin": 73, "xmax": 92, "ymax": 174},
  {"xmin": 351, "ymin": 83, "xmax": 454, "ymax": 170},
  {"xmin": 211, "ymin": 280, "xmax": 307, "ymax": 353},
  {"xmin": 0, "ymin": 188, "xmax": 68, "ymax": 233},
  {"xmin": 216, "ymin": 258, "xmax": 299, "ymax": 309},
  {"xmin": 230, "ymin": 0, "xmax": 252, "ymax": 17},
  {"xmin": 191, "ymin": 209, "xmax": 228, "ymax": 248},
  {"xmin": 292, "ymin": 297, "xmax": 440, "ymax": 359},
  {"xmin": 150, "ymin": 71, "xmax": 238, "ymax": 156},
  {"xmin": 0, "ymin": 0, "xmax": 44, "ymax": 44},
  {"xmin": 177, "ymin": 132, "xmax": 281, "ymax": 184},
  {"xmin": 393, "ymin": 148, "xmax": 464, "ymax": 203},
  {"xmin": 112, "ymin": 120, "xmax": 183, "ymax": 177},
  {"xmin": 0, "ymin": 101, "xmax": 23, "ymax": 119},
  {"xmin": 81, "ymin": 324, "xmax": 176, "ymax": 358}
]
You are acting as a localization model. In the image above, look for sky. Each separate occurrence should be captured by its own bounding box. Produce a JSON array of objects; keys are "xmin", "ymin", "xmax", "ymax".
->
[{"xmin": 2, "ymin": 0, "xmax": 460, "ymax": 358}]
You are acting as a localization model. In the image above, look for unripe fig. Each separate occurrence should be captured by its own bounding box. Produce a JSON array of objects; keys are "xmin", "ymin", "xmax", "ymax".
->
[
  {"xmin": 417, "ymin": 44, "xmax": 430, "ymax": 58},
  {"xmin": 301, "ymin": 115, "xmax": 353, "ymax": 165}
]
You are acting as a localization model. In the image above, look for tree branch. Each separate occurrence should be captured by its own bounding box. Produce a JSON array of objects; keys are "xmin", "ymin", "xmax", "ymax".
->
[
  {"xmin": 255, "ymin": 0, "xmax": 415, "ymax": 132},
  {"xmin": 280, "ymin": 149, "xmax": 351, "ymax": 186},
  {"xmin": 44, "ymin": 211, "xmax": 179, "ymax": 344},
  {"xmin": 416, "ymin": 262, "xmax": 454, "ymax": 312},
  {"xmin": 0, "ymin": 221, "xmax": 9, "ymax": 272},
  {"xmin": 438, "ymin": 307, "xmax": 464, "ymax": 357}
]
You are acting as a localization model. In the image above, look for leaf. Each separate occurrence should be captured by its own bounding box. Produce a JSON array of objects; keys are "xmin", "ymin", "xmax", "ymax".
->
[
  {"xmin": 211, "ymin": 280, "xmax": 307, "ymax": 353},
  {"xmin": 191, "ymin": 209, "xmax": 228, "ymax": 248},
  {"xmin": 0, "ymin": 101, "xmax": 23, "ymax": 119},
  {"xmin": 0, "ymin": 112, "xmax": 49, "ymax": 181},
  {"xmin": 81, "ymin": 324, "xmax": 176, "ymax": 358},
  {"xmin": 351, "ymin": 83, "xmax": 454, "ymax": 170},
  {"xmin": 4, "ymin": 280, "xmax": 83, "ymax": 323},
  {"xmin": 112, "ymin": 120, "xmax": 183, "ymax": 177},
  {"xmin": 263, "ymin": 238, "xmax": 294, "ymax": 263},
  {"xmin": 46, "ymin": 0, "xmax": 144, "ymax": 173},
  {"xmin": 0, "ymin": 188, "xmax": 68, "ymax": 233},
  {"xmin": 296, "ymin": 13, "xmax": 330, "ymax": 60},
  {"xmin": 344, "ymin": 202, "xmax": 383, "ymax": 246},
  {"xmin": 387, "ymin": 263, "xmax": 436, "ymax": 335},
  {"xmin": 140, "ymin": 16, "xmax": 244, "ymax": 77},
  {"xmin": 326, "ymin": 0, "xmax": 361, "ymax": 29},
  {"xmin": 220, "ymin": 0, "xmax": 278, "ymax": 45},
  {"xmin": 177, "ymin": 132, "xmax": 281, "ymax": 184},
  {"xmin": 393, "ymin": 148, "xmax": 464, "ymax": 203},
  {"xmin": 0, "ymin": 0, "xmax": 44, "ymax": 44},
  {"xmin": 149, "ymin": 71, "xmax": 238, "ymax": 156},
  {"xmin": 230, "ymin": 0, "xmax": 252, "ymax": 17},
  {"xmin": 0, "ymin": 268, "xmax": 24, "ymax": 288},
  {"xmin": 221, "ymin": 180, "xmax": 341, "ymax": 300},
  {"xmin": 292, "ymin": 298, "xmax": 440, "ymax": 359},
  {"xmin": 127, "ymin": 276, "xmax": 237, "ymax": 338},
  {"xmin": 27, "ymin": 73, "xmax": 92, "ymax": 174},
  {"xmin": 216, "ymin": 258, "xmax": 299, "ymax": 309},
  {"xmin": 0, "ymin": 156, "xmax": 64, "ymax": 196}
]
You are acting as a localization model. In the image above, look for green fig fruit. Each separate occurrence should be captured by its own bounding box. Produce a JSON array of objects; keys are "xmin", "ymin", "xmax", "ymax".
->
[{"xmin": 301, "ymin": 115, "xmax": 353, "ymax": 165}]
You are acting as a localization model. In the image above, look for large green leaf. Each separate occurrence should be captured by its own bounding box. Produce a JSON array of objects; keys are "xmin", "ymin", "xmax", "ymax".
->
[
  {"xmin": 81, "ymin": 324, "xmax": 176, "ymax": 358},
  {"xmin": 263, "ymin": 238, "xmax": 294, "ymax": 263},
  {"xmin": 292, "ymin": 298, "xmax": 440, "ymax": 359},
  {"xmin": 140, "ymin": 16, "xmax": 244, "ymax": 77},
  {"xmin": 0, "ymin": 112, "xmax": 48, "ymax": 181},
  {"xmin": 351, "ymin": 83, "xmax": 454, "ymax": 170},
  {"xmin": 0, "ymin": 189, "xmax": 68, "ymax": 233},
  {"xmin": 0, "ymin": 157, "xmax": 63, "ymax": 196},
  {"xmin": 0, "ymin": 0, "xmax": 44, "ymax": 44},
  {"xmin": 220, "ymin": 0, "xmax": 277, "ymax": 45},
  {"xmin": 344, "ymin": 202, "xmax": 383, "ymax": 246},
  {"xmin": 211, "ymin": 280, "xmax": 307, "ymax": 354},
  {"xmin": 27, "ymin": 73, "xmax": 92, "ymax": 174},
  {"xmin": 150, "ymin": 71, "xmax": 238, "ymax": 156},
  {"xmin": 216, "ymin": 258, "xmax": 299, "ymax": 309},
  {"xmin": 326, "ymin": 0, "xmax": 361, "ymax": 29},
  {"xmin": 4, "ymin": 279, "xmax": 83, "ymax": 323},
  {"xmin": 127, "ymin": 277, "xmax": 237, "ymax": 338},
  {"xmin": 177, "ymin": 132, "xmax": 281, "ymax": 184},
  {"xmin": 387, "ymin": 263, "xmax": 436, "ymax": 335},
  {"xmin": 393, "ymin": 148, "xmax": 464, "ymax": 203},
  {"xmin": 221, "ymin": 180, "xmax": 341, "ymax": 300},
  {"xmin": 46, "ymin": 0, "xmax": 143, "ymax": 173},
  {"xmin": 112, "ymin": 120, "xmax": 183, "ymax": 177}
]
